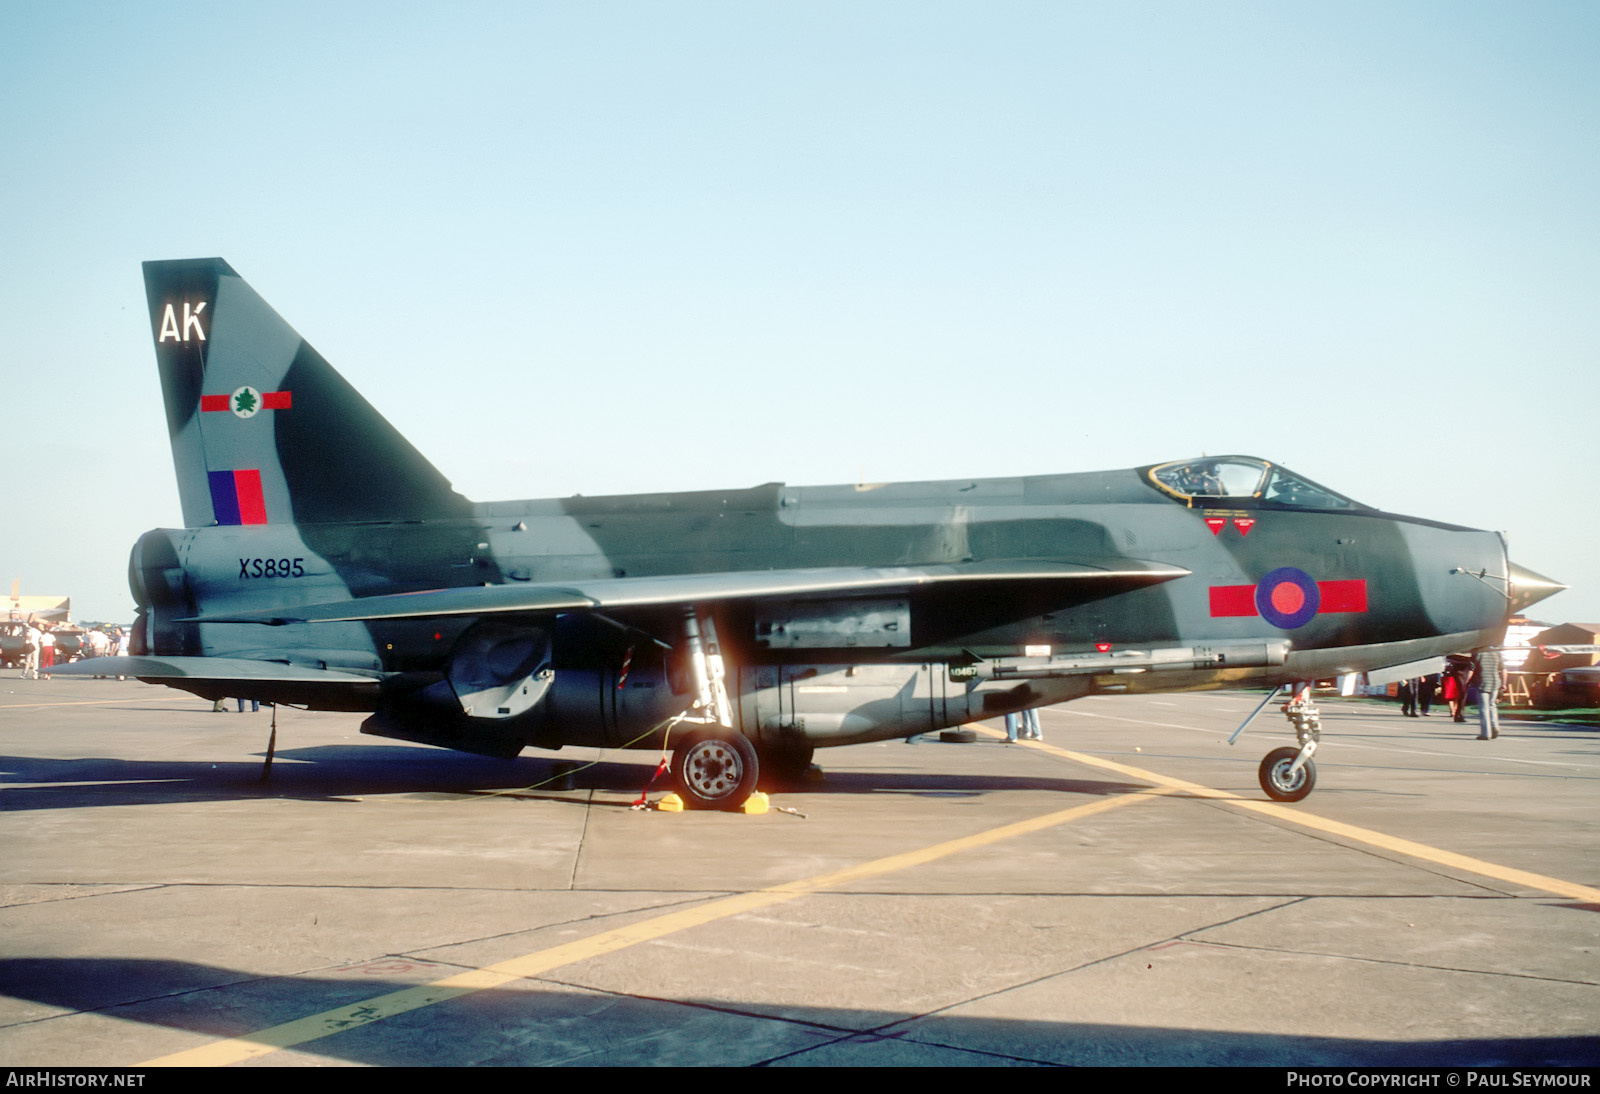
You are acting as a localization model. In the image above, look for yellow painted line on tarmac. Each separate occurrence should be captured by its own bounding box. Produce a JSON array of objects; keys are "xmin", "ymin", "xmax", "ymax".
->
[
  {"xmin": 142, "ymin": 783, "xmax": 1178, "ymax": 1067},
  {"xmin": 1001, "ymin": 731, "xmax": 1600, "ymax": 904}
]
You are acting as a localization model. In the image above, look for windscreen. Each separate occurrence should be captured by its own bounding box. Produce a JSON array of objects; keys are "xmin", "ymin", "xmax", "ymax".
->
[{"xmin": 1148, "ymin": 457, "xmax": 1359, "ymax": 509}]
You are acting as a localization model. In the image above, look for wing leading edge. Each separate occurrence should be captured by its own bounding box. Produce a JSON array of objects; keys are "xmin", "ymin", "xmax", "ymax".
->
[
  {"xmin": 49, "ymin": 656, "xmax": 382, "ymax": 682},
  {"xmin": 47, "ymin": 656, "xmax": 386, "ymax": 710}
]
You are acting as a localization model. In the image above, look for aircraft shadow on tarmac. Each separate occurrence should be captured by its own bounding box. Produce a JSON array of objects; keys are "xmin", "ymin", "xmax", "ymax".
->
[
  {"xmin": 1, "ymin": 956, "xmax": 1595, "ymax": 1067},
  {"xmin": 0, "ymin": 743, "xmax": 1145, "ymax": 812}
]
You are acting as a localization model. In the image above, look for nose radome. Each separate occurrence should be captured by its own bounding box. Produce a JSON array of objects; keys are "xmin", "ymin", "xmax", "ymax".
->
[{"xmin": 1507, "ymin": 562, "xmax": 1567, "ymax": 615}]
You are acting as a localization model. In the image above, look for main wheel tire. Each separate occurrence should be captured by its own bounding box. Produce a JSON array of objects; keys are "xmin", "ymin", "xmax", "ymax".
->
[
  {"xmin": 1259, "ymin": 746, "xmax": 1316, "ymax": 802},
  {"xmin": 676, "ymin": 729, "xmax": 759, "ymax": 810}
]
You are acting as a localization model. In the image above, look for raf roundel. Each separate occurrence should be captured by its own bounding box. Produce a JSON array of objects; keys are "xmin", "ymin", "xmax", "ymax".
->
[{"xmin": 1255, "ymin": 567, "xmax": 1321, "ymax": 629}]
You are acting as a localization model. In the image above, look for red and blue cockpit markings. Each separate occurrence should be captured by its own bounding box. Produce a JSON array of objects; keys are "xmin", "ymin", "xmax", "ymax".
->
[{"xmin": 1209, "ymin": 567, "xmax": 1367, "ymax": 629}]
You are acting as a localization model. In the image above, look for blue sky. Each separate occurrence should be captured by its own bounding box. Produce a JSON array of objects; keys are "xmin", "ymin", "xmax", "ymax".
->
[{"xmin": 2, "ymin": 1, "xmax": 1595, "ymax": 624}]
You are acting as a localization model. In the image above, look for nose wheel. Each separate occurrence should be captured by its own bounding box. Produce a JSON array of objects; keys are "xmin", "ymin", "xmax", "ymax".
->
[
  {"xmin": 1259, "ymin": 745, "xmax": 1317, "ymax": 802},
  {"xmin": 1260, "ymin": 686, "xmax": 1320, "ymax": 801},
  {"xmin": 1231, "ymin": 684, "xmax": 1323, "ymax": 802}
]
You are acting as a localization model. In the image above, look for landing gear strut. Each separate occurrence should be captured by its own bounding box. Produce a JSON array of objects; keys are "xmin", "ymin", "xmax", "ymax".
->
[
  {"xmin": 1230, "ymin": 683, "xmax": 1321, "ymax": 802},
  {"xmin": 1258, "ymin": 686, "xmax": 1319, "ymax": 802},
  {"xmin": 259, "ymin": 702, "xmax": 278, "ymax": 784},
  {"xmin": 670, "ymin": 607, "xmax": 760, "ymax": 810}
]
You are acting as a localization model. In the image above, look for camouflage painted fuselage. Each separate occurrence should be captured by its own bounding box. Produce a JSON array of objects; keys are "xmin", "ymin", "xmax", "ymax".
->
[
  {"xmin": 130, "ymin": 460, "xmax": 1509, "ymax": 757},
  {"xmin": 99, "ymin": 258, "xmax": 1538, "ymax": 766}
]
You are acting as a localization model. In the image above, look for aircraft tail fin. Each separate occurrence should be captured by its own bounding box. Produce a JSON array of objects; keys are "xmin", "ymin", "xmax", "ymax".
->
[{"xmin": 142, "ymin": 258, "xmax": 469, "ymax": 528}]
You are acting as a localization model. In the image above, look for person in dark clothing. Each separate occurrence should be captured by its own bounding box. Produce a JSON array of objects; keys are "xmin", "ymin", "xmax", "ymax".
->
[
  {"xmin": 1418, "ymin": 673, "xmax": 1438, "ymax": 715},
  {"xmin": 1399, "ymin": 678, "xmax": 1418, "ymax": 717}
]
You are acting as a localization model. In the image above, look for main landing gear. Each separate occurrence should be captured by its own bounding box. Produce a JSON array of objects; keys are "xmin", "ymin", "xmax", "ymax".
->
[
  {"xmin": 1231, "ymin": 684, "xmax": 1321, "ymax": 802},
  {"xmin": 675, "ymin": 727, "xmax": 759, "ymax": 809},
  {"xmin": 669, "ymin": 607, "xmax": 762, "ymax": 811}
]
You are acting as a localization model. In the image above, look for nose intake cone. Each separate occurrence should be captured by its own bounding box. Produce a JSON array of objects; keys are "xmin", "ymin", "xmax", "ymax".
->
[{"xmin": 1507, "ymin": 562, "xmax": 1567, "ymax": 614}]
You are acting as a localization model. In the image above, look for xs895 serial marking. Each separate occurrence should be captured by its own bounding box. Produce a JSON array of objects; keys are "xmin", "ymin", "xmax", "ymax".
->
[{"xmin": 240, "ymin": 558, "xmax": 305, "ymax": 579}]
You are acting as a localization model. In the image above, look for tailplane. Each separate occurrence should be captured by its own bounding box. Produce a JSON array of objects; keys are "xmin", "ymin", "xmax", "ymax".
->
[{"xmin": 143, "ymin": 258, "xmax": 469, "ymax": 528}]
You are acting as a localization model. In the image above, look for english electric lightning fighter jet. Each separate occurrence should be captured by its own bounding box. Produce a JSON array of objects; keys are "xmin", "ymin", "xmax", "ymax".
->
[{"xmin": 62, "ymin": 259, "xmax": 1565, "ymax": 806}]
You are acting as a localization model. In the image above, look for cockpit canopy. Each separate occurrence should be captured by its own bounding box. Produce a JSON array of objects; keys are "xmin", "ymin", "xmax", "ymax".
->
[{"xmin": 1146, "ymin": 457, "xmax": 1361, "ymax": 510}]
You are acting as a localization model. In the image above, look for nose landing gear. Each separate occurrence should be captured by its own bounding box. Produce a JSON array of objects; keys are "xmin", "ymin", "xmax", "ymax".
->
[
  {"xmin": 1258, "ymin": 686, "xmax": 1319, "ymax": 802},
  {"xmin": 1231, "ymin": 684, "xmax": 1322, "ymax": 802}
]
